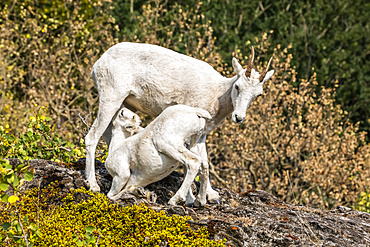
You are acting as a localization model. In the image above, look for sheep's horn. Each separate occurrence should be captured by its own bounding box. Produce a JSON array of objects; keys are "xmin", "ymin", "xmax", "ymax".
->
[
  {"xmin": 245, "ymin": 46, "xmax": 254, "ymax": 77},
  {"xmin": 259, "ymin": 57, "xmax": 272, "ymax": 82}
]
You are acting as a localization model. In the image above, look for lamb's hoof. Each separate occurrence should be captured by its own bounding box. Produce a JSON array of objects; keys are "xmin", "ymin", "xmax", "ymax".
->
[
  {"xmin": 136, "ymin": 186, "xmax": 146, "ymax": 197},
  {"xmin": 209, "ymin": 198, "xmax": 221, "ymax": 205},
  {"xmin": 185, "ymin": 202, "xmax": 194, "ymax": 208},
  {"xmin": 148, "ymin": 192, "xmax": 157, "ymax": 203}
]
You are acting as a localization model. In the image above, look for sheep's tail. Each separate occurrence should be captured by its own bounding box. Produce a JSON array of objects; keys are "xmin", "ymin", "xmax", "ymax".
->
[{"xmin": 194, "ymin": 108, "xmax": 212, "ymax": 120}]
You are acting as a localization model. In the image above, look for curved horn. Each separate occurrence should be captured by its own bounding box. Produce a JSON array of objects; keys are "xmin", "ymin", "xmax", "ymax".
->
[
  {"xmin": 259, "ymin": 56, "xmax": 273, "ymax": 82},
  {"xmin": 245, "ymin": 46, "xmax": 255, "ymax": 77}
]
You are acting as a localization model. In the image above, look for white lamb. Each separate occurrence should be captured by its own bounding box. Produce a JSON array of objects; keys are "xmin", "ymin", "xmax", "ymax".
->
[{"xmin": 105, "ymin": 105, "xmax": 212, "ymax": 206}]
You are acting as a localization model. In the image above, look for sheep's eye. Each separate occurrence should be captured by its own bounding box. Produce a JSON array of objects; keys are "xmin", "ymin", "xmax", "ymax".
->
[
  {"xmin": 235, "ymin": 85, "xmax": 239, "ymax": 91},
  {"xmin": 132, "ymin": 115, "xmax": 135, "ymax": 119}
]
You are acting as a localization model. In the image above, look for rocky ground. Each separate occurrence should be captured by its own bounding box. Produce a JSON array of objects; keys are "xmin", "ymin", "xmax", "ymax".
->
[{"xmin": 11, "ymin": 159, "xmax": 370, "ymax": 247}]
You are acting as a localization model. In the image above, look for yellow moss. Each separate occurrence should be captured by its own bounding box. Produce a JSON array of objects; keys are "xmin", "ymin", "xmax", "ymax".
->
[{"xmin": 0, "ymin": 185, "xmax": 226, "ymax": 246}]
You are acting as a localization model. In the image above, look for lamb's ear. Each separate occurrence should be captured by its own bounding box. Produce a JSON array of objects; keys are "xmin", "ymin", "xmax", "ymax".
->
[
  {"xmin": 232, "ymin": 57, "xmax": 244, "ymax": 76},
  {"xmin": 260, "ymin": 70, "xmax": 274, "ymax": 84}
]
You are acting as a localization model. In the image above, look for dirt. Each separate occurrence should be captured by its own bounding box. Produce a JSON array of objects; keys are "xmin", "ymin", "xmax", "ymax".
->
[{"xmin": 10, "ymin": 158, "xmax": 370, "ymax": 247}]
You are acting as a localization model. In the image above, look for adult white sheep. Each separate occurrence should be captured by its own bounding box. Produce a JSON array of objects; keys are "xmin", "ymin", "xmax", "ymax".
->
[
  {"xmin": 105, "ymin": 105, "xmax": 211, "ymax": 206},
  {"xmin": 85, "ymin": 42, "xmax": 274, "ymax": 203}
]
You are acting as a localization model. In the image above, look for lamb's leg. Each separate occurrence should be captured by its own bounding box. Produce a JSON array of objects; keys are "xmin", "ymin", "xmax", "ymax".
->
[
  {"xmin": 156, "ymin": 143, "xmax": 201, "ymax": 206},
  {"xmin": 155, "ymin": 140, "xmax": 201, "ymax": 205},
  {"xmin": 106, "ymin": 163, "xmax": 131, "ymax": 201},
  {"xmin": 85, "ymin": 95, "xmax": 128, "ymax": 192},
  {"xmin": 183, "ymin": 166, "xmax": 196, "ymax": 206},
  {"xmin": 192, "ymin": 136, "xmax": 221, "ymax": 204}
]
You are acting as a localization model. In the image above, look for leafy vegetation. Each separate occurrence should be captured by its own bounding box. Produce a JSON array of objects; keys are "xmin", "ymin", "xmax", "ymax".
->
[
  {"xmin": 0, "ymin": 107, "xmax": 84, "ymax": 164},
  {"xmin": 0, "ymin": 158, "xmax": 37, "ymax": 246},
  {"xmin": 0, "ymin": 184, "xmax": 226, "ymax": 246}
]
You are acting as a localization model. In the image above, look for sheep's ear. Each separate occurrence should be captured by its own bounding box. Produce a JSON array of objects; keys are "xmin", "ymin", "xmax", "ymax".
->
[
  {"xmin": 232, "ymin": 57, "xmax": 244, "ymax": 76},
  {"xmin": 260, "ymin": 70, "xmax": 274, "ymax": 84}
]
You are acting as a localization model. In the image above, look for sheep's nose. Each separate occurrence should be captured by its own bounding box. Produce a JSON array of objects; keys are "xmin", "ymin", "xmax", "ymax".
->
[{"xmin": 235, "ymin": 114, "xmax": 245, "ymax": 123}]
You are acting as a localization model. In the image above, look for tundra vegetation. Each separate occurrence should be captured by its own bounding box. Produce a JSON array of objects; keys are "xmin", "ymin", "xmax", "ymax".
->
[{"xmin": 0, "ymin": 0, "xmax": 369, "ymax": 245}]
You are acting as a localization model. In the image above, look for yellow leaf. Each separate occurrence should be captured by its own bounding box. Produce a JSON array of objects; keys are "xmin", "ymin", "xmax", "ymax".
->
[{"xmin": 8, "ymin": 195, "xmax": 19, "ymax": 204}]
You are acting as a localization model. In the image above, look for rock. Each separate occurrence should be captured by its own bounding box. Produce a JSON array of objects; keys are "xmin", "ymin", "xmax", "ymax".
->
[{"xmin": 15, "ymin": 159, "xmax": 370, "ymax": 246}]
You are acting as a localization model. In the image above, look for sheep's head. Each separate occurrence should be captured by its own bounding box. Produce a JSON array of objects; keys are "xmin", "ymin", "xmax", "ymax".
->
[
  {"xmin": 231, "ymin": 47, "xmax": 274, "ymax": 123},
  {"xmin": 114, "ymin": 108, "xmax": 142, "ymax": 136}
]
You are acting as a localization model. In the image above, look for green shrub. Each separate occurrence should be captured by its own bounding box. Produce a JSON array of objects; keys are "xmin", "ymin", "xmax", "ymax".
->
[
  {"xmin": 0, "ymin": 158, "xmax": 37, "ymax": 246},
  {"xmin": 0, "ymin": 186, "xmax": 226, "ymax": 246},
  {"xmin": 0, "ymin": 108, "xmax": 85, "ymax": 164}
]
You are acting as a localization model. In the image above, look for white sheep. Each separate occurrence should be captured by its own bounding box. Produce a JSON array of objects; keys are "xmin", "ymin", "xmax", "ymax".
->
[
  {"xmin": 85, "ymin": 43, "xmax": 274, "ymax": 204},
  {"xmin": 105, "ymin": 105, "xmax": 212, "ymax": 206}
]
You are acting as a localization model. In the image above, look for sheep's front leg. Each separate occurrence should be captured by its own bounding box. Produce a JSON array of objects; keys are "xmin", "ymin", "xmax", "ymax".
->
[
  {"xmin": 194, "ymin": 159, "xmax": 208, "ymax": 207},
  {"xmin": 192, "ymin": 136, "xmax": 221, "ymax": 204}
]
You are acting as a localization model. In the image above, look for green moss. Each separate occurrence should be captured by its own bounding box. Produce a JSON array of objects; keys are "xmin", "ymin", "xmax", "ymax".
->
[{"xmin": 0, "ymin": 185, "xmax": 226, "ymax": 246}]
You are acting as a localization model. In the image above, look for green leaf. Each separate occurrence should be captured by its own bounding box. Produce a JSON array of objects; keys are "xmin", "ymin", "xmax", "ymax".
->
[
  {"xmin": 15, "ymin": 164, "xmax": 28, "ymax": 173},
  {"xmin": 1, "ymin": 194, "xmax": 9, "ymax": 203},
  {"xmin": 86, "ymin": 235, "xmax": 96, "ymax": 244},
  {"xmin": 14, "ymin": 222, "xmax": 21, "ymax": 233},
  {"xmin": 86, "ymin": 225, "xmax": 95, "ymax": 233},
  {"xmin": 76, "ymin": 240, "xmax": 84, "ymax": 246},
  {"xmin": 7, "ymin": 135, "xmax": 15, "ymax": 142},
  {"xmin": 23, "ymin": 216, "xmax": 29, "ymax": 224},
  {"xmin": 0, "ymin": 182, "xmax": 9, "ymax": 191},
  {"xmin": 13, "ymin": 176, "xmax": 19, "ymax": 187},
  {"xmin": 26, "ymin": 131, "xmax": 33, "ymax": 137},
  {"xmin": 24, "ymin": 172, "xmax": 34, "ymax": 181},
  {"xmin": 2, "ymin": 222, "xmax": 11, "ymax": 231}
]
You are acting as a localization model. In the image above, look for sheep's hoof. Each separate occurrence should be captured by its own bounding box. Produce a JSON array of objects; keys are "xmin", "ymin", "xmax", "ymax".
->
[
  {"xmin": 194, "ymin": 198, "xmax": 206, "ymax": 208},
  {"xmin": 209, "ymin": 198, "xmax": 221, "ymax": 205},
  {"xmin": 168, "ymin": 196, "xmax": 185, "ymax": 206},
  {"xmin": 87, "ymin": 181, "xmax": 101, "ymax": 192},
  {"xmin": 185, "ymin": 202, "xmax": 194, "ymax": 208}
]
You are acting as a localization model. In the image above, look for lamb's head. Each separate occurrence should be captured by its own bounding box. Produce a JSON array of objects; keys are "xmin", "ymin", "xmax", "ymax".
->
[
  {"xmin": 231, "ymin": 47, "xmax": 274, "ymax": 123},
  {"xmin": 113, "ymin": 108, "xmax": 142, "ymax": 137}
]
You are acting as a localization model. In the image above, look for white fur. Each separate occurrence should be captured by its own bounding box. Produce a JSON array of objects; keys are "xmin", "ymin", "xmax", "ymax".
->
[
  {"xmin": 85, "ymin": 42, "xmax": 274, "ymax": 202},
  {"xmin": 105, "ymin": 105, "xmax": 211, "ymax": 206}
]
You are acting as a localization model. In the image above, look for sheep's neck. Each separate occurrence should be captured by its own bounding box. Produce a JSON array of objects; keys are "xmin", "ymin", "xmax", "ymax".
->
[{"xmin": 211, "ymin": 76, "xmax": 237, "ymax": 128}]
